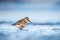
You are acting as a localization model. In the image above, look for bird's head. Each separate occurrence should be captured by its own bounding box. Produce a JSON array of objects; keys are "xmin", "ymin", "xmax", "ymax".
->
[{"xmin": 24, "ymin": 17, "xmax": 32, "ymax": 23}]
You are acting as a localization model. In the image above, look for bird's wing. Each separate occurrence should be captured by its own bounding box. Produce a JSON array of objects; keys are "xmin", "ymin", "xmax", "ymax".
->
[
  {"xmin": 16, "ymin": 19, "xmax": 23, "ymax": 25},
  {"xmin": 12, "ymin": 19, "xmax": 23, "ymax": 25}
]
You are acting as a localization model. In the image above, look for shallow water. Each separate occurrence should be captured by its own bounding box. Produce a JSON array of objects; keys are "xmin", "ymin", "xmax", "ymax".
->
[
  {"xmin": 0, "ymin": 2, "xmax": 60, "ymax": 40},
  {"xmin": 0, "ymin": 23, "xmax": 60, "ymax": 40}
]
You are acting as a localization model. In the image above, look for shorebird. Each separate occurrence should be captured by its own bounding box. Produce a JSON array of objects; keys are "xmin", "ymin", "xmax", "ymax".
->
[{"xmin": 12, "ymin": 17, "xmax": 32, "ymax": 30}]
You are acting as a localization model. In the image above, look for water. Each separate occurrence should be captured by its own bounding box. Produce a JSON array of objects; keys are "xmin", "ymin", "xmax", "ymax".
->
[
  {"xmin": 0, "ymin": 2, "xmax": 60, "ymax": 40},
  {"xmin": 0, "ymin": 22, "xmax": 60, "ymax": 40}
]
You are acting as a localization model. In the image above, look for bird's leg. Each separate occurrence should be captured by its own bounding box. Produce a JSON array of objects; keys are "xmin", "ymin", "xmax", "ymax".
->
[
  {"xmin": 20, "ymin": 28, "xmax": 23, "ymax": 30},
  {"xmin": 19, "ymin": 26, "xmax": 24, "ymax": 30}
]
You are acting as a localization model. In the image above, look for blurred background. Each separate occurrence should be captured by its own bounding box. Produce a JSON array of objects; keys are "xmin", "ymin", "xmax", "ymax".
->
[
  {"xmin": 0, "ymin": 0, "xmax": 60, "ymax": 23},
  {"xmin": 0, "ymin": 0, "xmax": 60, "ymax": 40}
]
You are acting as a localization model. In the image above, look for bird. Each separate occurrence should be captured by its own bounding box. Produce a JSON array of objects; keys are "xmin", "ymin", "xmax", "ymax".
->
[{"xmin": 12, "ymin": 17, "xmax": 32, "ymax": 30}]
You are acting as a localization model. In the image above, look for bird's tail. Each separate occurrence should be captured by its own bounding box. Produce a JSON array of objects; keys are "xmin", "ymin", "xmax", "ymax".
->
[{"xmin": 12, "ymin": 23, "xmax": 16, "ymax": 25}]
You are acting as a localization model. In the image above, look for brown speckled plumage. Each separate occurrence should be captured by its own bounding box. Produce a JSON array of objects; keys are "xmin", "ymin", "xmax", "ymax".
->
[{"xmin": 12, "ymin": 17, "xmax": 32, "ymax": 30}]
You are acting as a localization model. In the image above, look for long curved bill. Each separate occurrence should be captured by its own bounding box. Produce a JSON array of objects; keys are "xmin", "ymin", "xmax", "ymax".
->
[{"xmin": 28, "ymin": 20, "xmax": 32, "ymax": 23}]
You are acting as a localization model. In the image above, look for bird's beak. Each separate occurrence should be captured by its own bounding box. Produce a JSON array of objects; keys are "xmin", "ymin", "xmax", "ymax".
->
[{"xmin": 28, "ymin": 20, "xmax": 32, "ymax": 23}]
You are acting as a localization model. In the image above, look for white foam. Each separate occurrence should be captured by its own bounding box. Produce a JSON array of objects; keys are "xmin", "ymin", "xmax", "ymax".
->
[{"xmin": 0, "ymin": 24, "xmax": 60, "ymax": 35}]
